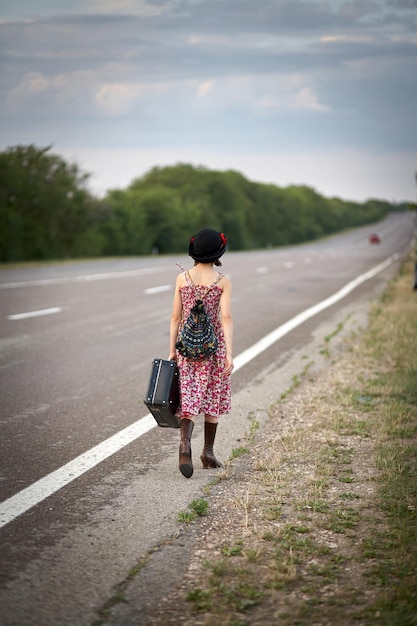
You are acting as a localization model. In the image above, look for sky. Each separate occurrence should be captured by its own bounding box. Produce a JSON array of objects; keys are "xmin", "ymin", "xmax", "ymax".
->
[{"xmin": 1, "ymin": 0, "xmax": 416, "ymax": 203}]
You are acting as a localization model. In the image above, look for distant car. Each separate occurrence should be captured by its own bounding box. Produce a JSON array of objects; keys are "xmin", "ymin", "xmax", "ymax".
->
[{"xmin": 369, "ymin": 234, "xmax": 381, "ymax": 244}]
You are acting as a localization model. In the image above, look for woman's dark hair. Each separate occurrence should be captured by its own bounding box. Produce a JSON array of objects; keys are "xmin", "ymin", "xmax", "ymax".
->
[{"xmin": 194, "ymin": 258, "xmax": 222, "ymax": 267}]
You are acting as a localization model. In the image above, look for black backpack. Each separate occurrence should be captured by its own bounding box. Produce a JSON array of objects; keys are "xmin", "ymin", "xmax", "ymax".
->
[{"xmin": 175, "ymin": 272, "xmax": 222, "ymax": 360}]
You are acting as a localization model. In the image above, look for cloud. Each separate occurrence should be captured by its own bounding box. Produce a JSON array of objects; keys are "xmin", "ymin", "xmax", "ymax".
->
[
  {"xmin": 94, "ymin": 82, "xmax": 142, "ymax": 114},
  {"xmin": 195, "ymin": 80, "xmax": 214, "ymax": 98},
  {"xmin": 255, "ymin": 74, "xmax": 331, "ymax": 112},
  {"xmin": 87, "ymin": 0, "xmax": 164, "ymax": 16},
  {"xmin": 0, "ymin": 0, "xmax": 416, "ymax": 203},
  {"xmin": 387, "ymin": 0, "xmax": 417, "ymax": 10},
  {"xmin": 7, "ymin": 70, "xmax": 97, "ymax": 114},
  {"xmin": 321, "ymin": 34, "xmax": 375, "ymax": 43}
]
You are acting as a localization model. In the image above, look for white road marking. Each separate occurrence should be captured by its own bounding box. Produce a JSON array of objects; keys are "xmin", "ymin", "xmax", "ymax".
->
[
  {"xmin": 0, "ymin": 415, "xmax": 156, "ymax": 528},
  {"xmin": 7, "ymin": 307, "xmax": 62, "ymax": 320},
  {"xmin": 284, "ymin": 261, "xmax": 294, "ymax": 268},
  {"xmin": 0, "ymin": 266, "xmax": 173, "ymax": 290},
  {"xmin": 256, "ymin": 267, "xmax": 269, "ymax": 274},
  {"xmin": 0, "ymin": 253, "xmax": 400, "ymax": 528},
  {"xmin": 233, "ymin": 254, "xmax": 399, "ymax": 373},
  {"xmin": 144, "ymin": 285, "xmax": 172, "ymax": 295}
]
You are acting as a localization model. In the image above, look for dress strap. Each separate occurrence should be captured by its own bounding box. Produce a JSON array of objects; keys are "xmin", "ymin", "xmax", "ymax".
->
[
  {"xmin": 176, "ymin": 263, "xmax": 193, "ymax": 287},
  {"xmin": 185, "ymin": 271, "xmax": 193, "ymax": 287},
  {"xmin": 176, "ymin": 264, "xmax": 223, "ymax": 293},
  {"xmin": 211, "ymin": 272, "xmax": 224, "ymax": 288}
]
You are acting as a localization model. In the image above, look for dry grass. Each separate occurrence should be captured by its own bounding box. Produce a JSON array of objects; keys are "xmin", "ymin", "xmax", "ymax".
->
[{"xmin": 102, "ymin": 252, "xmax": 417, "ymax": 626}]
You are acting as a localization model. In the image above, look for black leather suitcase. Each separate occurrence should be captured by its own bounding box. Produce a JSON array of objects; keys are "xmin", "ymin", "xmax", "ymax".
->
[{"xmin": 144, "ymin": 358, "xmax": 180, "ymax": 428}]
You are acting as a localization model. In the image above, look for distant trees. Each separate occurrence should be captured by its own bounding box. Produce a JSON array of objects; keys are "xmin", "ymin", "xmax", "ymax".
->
[
  {"xmin": 0, "ymin": 145, "xmax": 398, "ymax": 262},
  {"xmin": 0, "ymin": 144, "xmax": 97, "ymax": 261}
]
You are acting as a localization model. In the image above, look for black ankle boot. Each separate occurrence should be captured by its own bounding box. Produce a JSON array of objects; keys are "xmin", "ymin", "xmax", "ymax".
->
[
  {"xmin": 201, "ymin": 422, "xmax": 223, "ymax": 469},
  {"xmin": 179, "ymin": 418, "xmax": 194, "ymax": 478}
]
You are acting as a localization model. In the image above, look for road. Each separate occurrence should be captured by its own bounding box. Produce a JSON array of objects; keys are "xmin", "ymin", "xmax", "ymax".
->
[{"xmin": 0, "ymin": 211, "xmax": 415, "ymax": 625}]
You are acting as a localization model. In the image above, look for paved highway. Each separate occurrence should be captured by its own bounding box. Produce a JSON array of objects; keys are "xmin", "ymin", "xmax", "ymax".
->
[{"xmin": 0, "ymin": 211, "xmax": 415, "ymax": 625}]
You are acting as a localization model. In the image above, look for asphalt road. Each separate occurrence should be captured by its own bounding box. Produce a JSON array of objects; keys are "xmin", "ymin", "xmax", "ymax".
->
[{"xmin": 0, "ymin": 211, "xmax": 415, "ymax": 626}]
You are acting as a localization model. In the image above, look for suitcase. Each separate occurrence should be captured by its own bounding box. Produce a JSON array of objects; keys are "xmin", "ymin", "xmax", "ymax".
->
[{"xmin": 144, "ymin": 358, "xmax": 180, "ymax": 428}]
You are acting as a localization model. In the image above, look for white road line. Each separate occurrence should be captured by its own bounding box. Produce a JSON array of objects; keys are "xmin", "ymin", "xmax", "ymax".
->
[
  {"xmin": 233, "ymin": 254, "xmax": 398, "ymax": 373},
  {"xmin": 0, "ymin": 253, "xmax": 399, "ymax": 528},
  {"xmin": 7, "ymin": 307, "xmax": 62, "ymax": 320},
  {"xmin": 0, "ymin": 415, "xmax": 156, "ymax": 528},
  {"xmin": 0, "ymin": 266, "xmax": 173, "ymax": 290},
  {"xmin": 144, "ymin": 285, "xmax": 172, "ymax": 295}
]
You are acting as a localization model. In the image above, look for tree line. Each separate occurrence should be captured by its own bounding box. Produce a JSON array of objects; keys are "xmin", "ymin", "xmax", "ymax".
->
[{"xmin": 0, "ymin": 144, "xmax": 406, "ymax": 262}]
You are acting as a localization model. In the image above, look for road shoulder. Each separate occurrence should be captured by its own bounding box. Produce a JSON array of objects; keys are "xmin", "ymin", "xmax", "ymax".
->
[{"xmin": 102, "ymin": 292, "xmax": 380, "ymax": 626}]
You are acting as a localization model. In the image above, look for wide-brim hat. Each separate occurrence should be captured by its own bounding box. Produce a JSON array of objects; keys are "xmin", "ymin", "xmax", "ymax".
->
[{"xmin": 188, "ymin": 228, "xmax": 227, "ymax": 263}]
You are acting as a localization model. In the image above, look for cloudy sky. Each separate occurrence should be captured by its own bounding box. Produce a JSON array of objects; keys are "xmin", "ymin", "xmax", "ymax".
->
[{"xmin": 1, "ymin": 0, "xmax": 416, "ymax": 202}]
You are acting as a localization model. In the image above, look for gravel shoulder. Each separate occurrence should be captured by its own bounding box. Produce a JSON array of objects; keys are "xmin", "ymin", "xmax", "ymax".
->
[
  {"xmin": 99, "ymin": 255, "xmax": 417, "ymax": 626},
  {"xmin": 138, "ymin": 349, "xmax": 383, "ymax": 625},
  {"xmin": 99, "ymin": 291, "xmax": 399, "ymax": 625}
]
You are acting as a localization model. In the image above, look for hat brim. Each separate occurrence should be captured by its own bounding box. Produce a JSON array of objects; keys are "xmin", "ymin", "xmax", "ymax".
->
[{"xmin": 188, "ymin": 245, "xmax": 226, "ymax": 263}]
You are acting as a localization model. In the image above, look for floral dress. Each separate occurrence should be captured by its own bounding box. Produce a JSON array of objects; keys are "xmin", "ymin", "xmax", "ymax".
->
[{"xmin": 176, "ymin": 271, "xmax": 231, "ymax": 418}]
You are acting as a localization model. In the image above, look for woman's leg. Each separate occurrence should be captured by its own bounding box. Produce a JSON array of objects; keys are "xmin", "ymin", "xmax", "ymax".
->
[
  {"xmin": 201, "ymin": 414, "xmax": 223, "ymax": 468},
  {"xmin": 179, "ymin": 416, "xmax": 195, "ymax": 478}
]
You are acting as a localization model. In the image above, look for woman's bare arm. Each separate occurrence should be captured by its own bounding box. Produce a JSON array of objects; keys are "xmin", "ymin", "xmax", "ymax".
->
[
  {"xmin": 168, "ymin": 274, "xmax": 183, "ymax": 360},
  {"xmin": 219, "ymin": 277, "xmax": 233, "ymax": 375}
]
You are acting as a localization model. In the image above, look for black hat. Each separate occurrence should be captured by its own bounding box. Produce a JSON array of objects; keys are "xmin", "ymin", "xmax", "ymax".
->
[{"xmin": 188, "ymin": 228, "xmax": 227, "ymax": 263}]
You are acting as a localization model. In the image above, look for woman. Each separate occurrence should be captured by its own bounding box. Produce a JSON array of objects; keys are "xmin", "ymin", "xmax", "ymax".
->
[{"xmin": 168, "ymin": 228, "xmax": 234, "ymax": 478}]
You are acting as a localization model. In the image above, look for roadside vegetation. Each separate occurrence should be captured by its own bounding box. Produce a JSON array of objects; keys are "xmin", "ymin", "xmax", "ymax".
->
[
  {"xmin": 1, "ymin": 144, "xmax": 405, "ymax": 262},
  {"xmin": 151, "ymin": 251, "xmax": 417, "ymax": 625}
]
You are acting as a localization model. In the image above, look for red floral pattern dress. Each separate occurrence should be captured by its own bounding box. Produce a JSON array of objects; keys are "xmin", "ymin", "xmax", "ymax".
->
[{"xmin": 176, "ymin": 271, "xmax": 231, "ymax": 418}]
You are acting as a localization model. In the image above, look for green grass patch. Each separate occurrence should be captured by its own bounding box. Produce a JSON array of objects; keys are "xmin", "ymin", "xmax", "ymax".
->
[{"xmin": 178, "ymin": 498, "xmax": 209, "ymax": 523}]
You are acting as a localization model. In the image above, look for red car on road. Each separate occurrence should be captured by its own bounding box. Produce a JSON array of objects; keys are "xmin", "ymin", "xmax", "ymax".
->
[{"xmin": 369, "ymin": 234, "xmax": 381, "ymax": 244}]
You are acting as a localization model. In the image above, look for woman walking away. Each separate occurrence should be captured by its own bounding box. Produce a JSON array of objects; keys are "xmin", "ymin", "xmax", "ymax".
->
[{"xmin": 168, "ymin": 228, "xmax": 234, "ymax": 478}]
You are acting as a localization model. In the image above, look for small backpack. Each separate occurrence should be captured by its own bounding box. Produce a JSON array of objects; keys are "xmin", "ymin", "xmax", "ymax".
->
[{"xmin": 175, "ymin": 271, "xmax": 222, "ymax": 360}]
